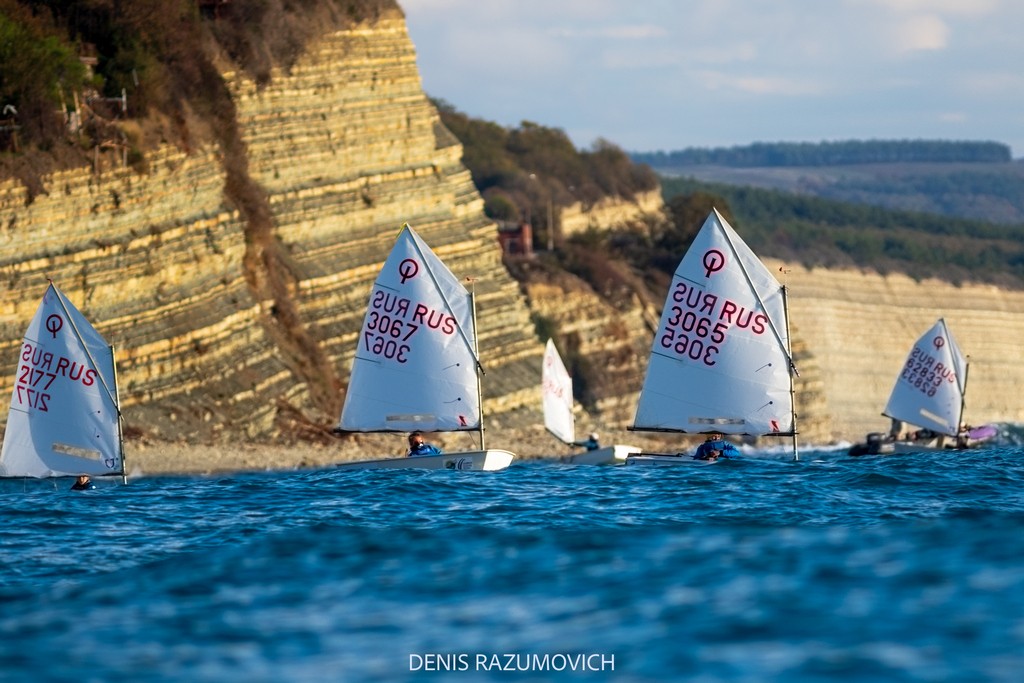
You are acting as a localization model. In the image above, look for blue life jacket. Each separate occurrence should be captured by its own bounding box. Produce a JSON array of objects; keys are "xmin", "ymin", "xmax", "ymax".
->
[
  {"xmin": 693, "ymin": 439, "xmax": 741, "ymax": 460},
  {"xmin": 408, "ymin": 443, "xmax": 442, "ymax": 457}
]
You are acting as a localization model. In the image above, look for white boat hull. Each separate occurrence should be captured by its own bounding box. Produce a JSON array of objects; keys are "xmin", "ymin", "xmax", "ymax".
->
[
  {"xmin": 561, "ymin": 444, "xmax": 640, "ymax": 466},
  {"xmin": 625, "ymin": 452, "xmax": 720, "ymax": 467},
  {"xmin": 333, "ymin": 449, "xmax": 515, "ymax": 471}
]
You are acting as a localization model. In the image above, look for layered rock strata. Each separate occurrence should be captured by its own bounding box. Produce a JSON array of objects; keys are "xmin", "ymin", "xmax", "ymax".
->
[
  {"xmin": 767, "ymin": 261, "xmax": 1024, "ymax": 442},
  {"xmin": 0, "ymin": 15, "xmax": 543, "ymax": 445}
]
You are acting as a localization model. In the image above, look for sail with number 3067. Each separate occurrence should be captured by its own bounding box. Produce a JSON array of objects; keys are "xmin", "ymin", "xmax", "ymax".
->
[
  {"xmin": 626, "ymin": 209, "xmax": 799, "ymax": 466},
  {"xmin": 334, "ymin": 224, "xmax": 514, "ymax": 470}
]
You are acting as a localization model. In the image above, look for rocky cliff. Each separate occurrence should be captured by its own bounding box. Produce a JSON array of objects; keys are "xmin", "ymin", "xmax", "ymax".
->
[
  {"xmin": 0, "ymin": 13, "xmax": 1020, "ymax": 454},
  {"xmin": 0, "ymin": 14, "xmax": 543, "ymax": 446}
]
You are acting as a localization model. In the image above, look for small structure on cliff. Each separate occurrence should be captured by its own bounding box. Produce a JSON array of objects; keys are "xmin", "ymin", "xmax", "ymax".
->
[{"xmin": 497, "ymin": 220, "xmax": 533, "ymax": 256}]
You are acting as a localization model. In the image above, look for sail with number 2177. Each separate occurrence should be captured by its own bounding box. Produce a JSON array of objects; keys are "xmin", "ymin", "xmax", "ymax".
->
[{"xmin": 0, "ymin": 282, "xmax": 126, "ymax": 481}]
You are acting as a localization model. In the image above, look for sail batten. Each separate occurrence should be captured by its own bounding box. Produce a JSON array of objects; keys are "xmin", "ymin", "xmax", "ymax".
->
[
  {"xmin": 631, "ymin": 209, "xmax": 796, "ymax": 438},
  {"xmin": 0, "ymin": 283, "xmax": 124, "ymax": 478},
  {"xmin": 339, "ymin": 224, "xmax": 481, "ymax": 433},
  {"xmin": 883, "ymin": 318, "xmax": 967, "ymax": 437}
]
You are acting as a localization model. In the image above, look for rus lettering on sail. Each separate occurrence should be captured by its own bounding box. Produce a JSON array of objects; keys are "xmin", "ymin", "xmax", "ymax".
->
[
  {"xmin": 13, "ymin": 343, "xmax": 98, "ymax": 412},
  {"xmin": 718, "ymin": 299, "xmax": 768, "ymax": 334},
  {"xmin": 900, "ymin": 344, "xmax": 956, "ymax": 397},
  {"xmin": 363, "ymin": 287, "xmax": 458, "ymax": 363}
]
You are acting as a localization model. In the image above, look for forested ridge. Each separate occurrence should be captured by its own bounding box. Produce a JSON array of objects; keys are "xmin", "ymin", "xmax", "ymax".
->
[
  {"xmin": 440, "ymin": 108, "xmax": 1024, "ymax": 291},
  {"xmin": 658, "ymin": 177, "xmax": 1024, "ymax": 288},
  {"xmin": 632, "ymin": 140, "xmax": 1013, "ymax": 167}
]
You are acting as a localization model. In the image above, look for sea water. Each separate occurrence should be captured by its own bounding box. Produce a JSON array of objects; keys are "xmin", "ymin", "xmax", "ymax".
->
[{"xmin": 2, "ymin": 432, "xmax": 1024, "ymax": 682}]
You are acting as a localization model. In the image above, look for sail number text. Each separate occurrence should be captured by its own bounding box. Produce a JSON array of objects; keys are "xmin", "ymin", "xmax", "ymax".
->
[
  {"xmin": 659, "ymin": 282, "xmax": 770, "ymax": 367},
  {"xmin": 660, "ymin": 308, "xmax": 725, "ymax": 365},
  {"xmin": 13, "ymin": 343, "xmax": 99, "ymax": 412},
  {"xmin": 899, "ymin": 345, "xmax": 956, "ymax": 397},
  {"xmin": 362, "ymin": 291, "xmax": 458, "ymax": 364}
]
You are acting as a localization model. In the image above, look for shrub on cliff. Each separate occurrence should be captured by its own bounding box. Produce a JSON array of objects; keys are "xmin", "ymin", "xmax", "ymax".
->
[
  {"xmin": 0, "ymin": 2, "xmax": 87, "ymax": 148},
  {"xmin": 0, "ymin": 0, "xmax": 395, "ymax": 177},
  {"xmin": 434, "ymin": 99, "xmax": 658, "ymax": 236}
]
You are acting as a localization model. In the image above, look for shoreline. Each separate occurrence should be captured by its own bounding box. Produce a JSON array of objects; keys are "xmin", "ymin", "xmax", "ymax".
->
[{"xmin": 121, "ymin": 428, "xmax": 817, "ymax": 477}]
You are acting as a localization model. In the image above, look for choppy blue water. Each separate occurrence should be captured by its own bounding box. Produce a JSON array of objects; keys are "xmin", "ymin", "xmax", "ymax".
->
[{"xmin": 3, "ymin": 432, "xmax": 1024, "ymax": 682}]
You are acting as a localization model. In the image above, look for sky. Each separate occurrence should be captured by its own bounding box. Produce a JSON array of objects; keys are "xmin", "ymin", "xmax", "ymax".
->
[{"xmin": 400, "ymin": 0, "xmax": 1024, "ymax": 158}]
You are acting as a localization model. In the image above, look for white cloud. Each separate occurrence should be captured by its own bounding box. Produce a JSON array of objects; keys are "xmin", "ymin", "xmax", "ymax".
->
[
  {"xmin": 891, "ymin": 13, "xmax": 950, "ymax": 53},
  {"xmin": 694, "ymin": 70, "xmax": 827, "ymax": 96},
  {"xmin": 957, "ymin": 71, "xmax": 1024, "ymax": 94},
  {"xmin": 854, "ymin": 0, "xmax": 999, "ymax": 16},
  {"xmin": 548, "ymin": 25, "xmax": 668, "ymax": 40},
  {"xmin": 401, "ymin": 0, "xmax": 1024, "ymax": 156}
]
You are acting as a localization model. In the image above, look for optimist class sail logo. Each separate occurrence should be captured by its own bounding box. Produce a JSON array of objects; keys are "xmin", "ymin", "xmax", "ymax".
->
[
  {"xmin": 45, "ymin": 314, "xmax": 63, "ymax": 338},
  {"xmin": 703, "ymin": 249, "xmax": 725, "ymax": 277},
  {"xmin": 398, "ymin": 258, "xmax": 419, "ymax": 284}
]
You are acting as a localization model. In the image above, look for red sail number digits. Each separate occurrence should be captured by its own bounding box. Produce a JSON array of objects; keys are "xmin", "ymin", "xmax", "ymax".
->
[
  {"xmin": 658, "ymin": 281, "xmax": 769, "ymax": 366},
  {"xmin": 14, "ymin": 342, "xmax": 98, "ymax": 412},
  {"xmin": 362, "ymin": 290, "xmax": 458, "ymax": 363}
]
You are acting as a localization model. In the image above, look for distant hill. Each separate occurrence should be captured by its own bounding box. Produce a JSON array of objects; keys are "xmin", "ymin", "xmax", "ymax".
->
[
  {"xmin": 657, "ymin": 176, "xmax": 1024, "ymax": 289},
  {"xmin": 632, "ymin": 139, "xmax": 1013, "ymax": 167},
  {"xmin": 631, "ymin": 140, "xmax": 1024, "ymax": 225}
]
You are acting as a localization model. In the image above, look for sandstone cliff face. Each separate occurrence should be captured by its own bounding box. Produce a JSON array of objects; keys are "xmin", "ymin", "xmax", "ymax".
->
[
  {"xmin": 559, "ymin": 189, "xmax": 663, "ymax": 237},
  {"xmin": 0, "ymin": 15, "xmax": 544, "ymax": 445},
  {"xmin": 768, "ymin": 261, "xmax": 1024, "ymax": 442}
]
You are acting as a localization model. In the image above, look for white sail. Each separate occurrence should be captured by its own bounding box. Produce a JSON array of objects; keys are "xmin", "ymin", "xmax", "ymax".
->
[
  {"xmin": 542, "ymin": 339, "xmax": 575, "ymax": 444},
  {"xmin": 1, "ymin": 283, "xmax": 123, "ymax": 478},
  {"xmin": 632, "ymin": 208, "xmax": 795, "ymax": 436},
  {"xmin": 340, "ymin": 224, "xmax": 480, "ymax": 432},
  {"xmin": 883, "ymin": 318, "xmax": 966, "ymax": 437}
]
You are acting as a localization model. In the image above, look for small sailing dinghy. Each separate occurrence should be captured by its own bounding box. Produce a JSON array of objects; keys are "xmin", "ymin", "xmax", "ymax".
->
[
  {"xmin": 625, "ymin": 209, "xmax": 799, "ymax": 467},
  {"xmin": 334, "ymin": 224, "xmax": 515, "ymax": 471},
  {"xmin": 542, "ymin": 339, "xmax": 639, "ymax": 465},
  {"xmin": 0, "ymin": 282, "xmax": 126, "ymax": 482},
  {"xmin": 848, "ymin": 318, "xmax": 997, "ymax": 455}
]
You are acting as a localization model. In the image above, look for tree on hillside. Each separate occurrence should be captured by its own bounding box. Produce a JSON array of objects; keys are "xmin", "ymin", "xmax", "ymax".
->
[
  {"xmin": 434, "ymin": 100, "xmax": 658, "ymax": 244},
  {"xmin": 0, "ymin": 3, "xmax": 86, "ymax": 147}
]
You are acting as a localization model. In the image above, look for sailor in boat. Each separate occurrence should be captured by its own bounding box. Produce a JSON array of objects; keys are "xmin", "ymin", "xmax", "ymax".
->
[
  {"xmin": 70, "ymin": 475, "xmax": 93, "ymax": 491},
  {"xmin": 889, "ymin": 417, "xmax": 904, "ymax": 441},
  {"xmin": 692, "ymin": 432, "xmax": 741, "ymax": 461},
  {"xmin": 909, "ymin": 428, "xmax": 944, "ymax": 448},
  {"xmin": 406, "ymin": 431, "xmax": 442, "ymax": 457},
  {"xmin": 572, "ymin": 432, "xmax": 601, "ymax": 451},
  {"xmin": 956, "ymin": 423, "xmax": 972, "ymax": 449}
]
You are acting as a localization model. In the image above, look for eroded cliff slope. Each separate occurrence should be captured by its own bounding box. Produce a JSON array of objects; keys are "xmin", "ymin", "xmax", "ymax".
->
[{"xmin": 0, "ymin": 14, "xmax": 543, "ymax": 446}]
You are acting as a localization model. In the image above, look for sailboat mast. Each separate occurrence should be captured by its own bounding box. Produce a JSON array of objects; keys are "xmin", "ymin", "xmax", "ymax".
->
[
  {"xmin": 109, "ymin": 345, "xmax": 128, "ymax": 484},
  {"xmin": 959, "ymin": 358, "xmax": 970, "ymax": 435},
  {"xmin": 781, "ymin": 284, "xmax": 799, "ymax": 461},
  {"xmin": 468, "ymin": 280, "xmax": 486, "ymax": 450},
  {"xmin": 944, "ymin": 318, "xmax": 969, "ymax": 435}
]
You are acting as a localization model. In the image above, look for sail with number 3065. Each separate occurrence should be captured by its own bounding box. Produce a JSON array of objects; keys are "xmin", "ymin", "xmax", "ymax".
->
[
  {"xmin": 0, "ymin": 283, "xmax": 125, "ymax": 480},
  {"xmin": 335, "ymin": 224, "xmax": 514, "ymax": 470},
  {"xmin": 628, "ymin": 208, "xmax": 799, "ymax": 463}
]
